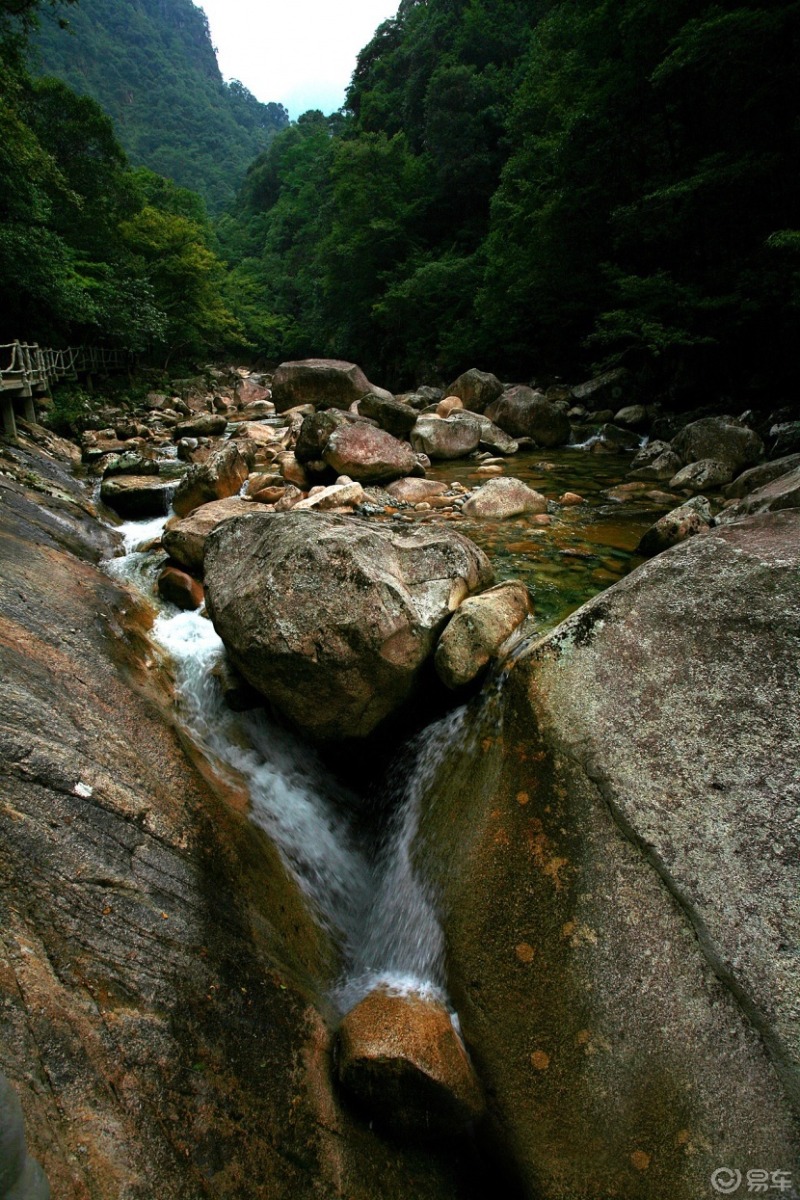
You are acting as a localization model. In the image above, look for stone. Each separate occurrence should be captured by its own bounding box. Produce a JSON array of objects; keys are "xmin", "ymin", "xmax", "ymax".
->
[
  {"xmin": 723, "ymin": 453, "xmax": 800, "ymax": 499},
  {"xmin": 672, "ymin": 415, "xmax": 764, "ymax": 471},
  {"xmin": 323, "ymin": 423, "xmax": 418, "ymax": 484},
  {"xmin": 436, "ymin": 395, "xmax": 464, "ymax": 417},
  {"xmin": 451, "ymin": 410, "xmax": 518, "ymax": 456},
  {"xmin": 461, "ymin": 477, "xmax": 548, "ymax": 520},
  {"xmin": 234, "ymin": 421, "xmax": 282, "ymax": 446},
  {"xmin": 559, "ymin": 492, "xmax": 585, "ymax": 506},
  {"xmin": 485, "ymin": 387, "xmax": 571, "ymax": 446},
  {"xmin": 162, "ymin": 496, "xmax": 272, "ymax": 574},
  {"xmin": 669, "ymin": 458, "xmax": 733, "ymax": 492},
  {"xmin": 636, "ymin": 496, "xmax": 713, "ymax": 557},
  {"xmin": 204, "ymin": 512, "xmax": 492, "ymax": 742},
  {"xmin": 115, "ymin": 421, "xmax": 150, "ymax": 441},
  {"xmin": 447, "ymin": 368, "xmax": 504, "ymax": 414},
  {"xmin": 569, "ymin": 367, "xmax": 627, "ymax": 410},
  {"xmin": 386, "ymin": 479, "xmax": 449, "ymax": 504},
  {"xmin": 271, "ymin": 359, "xmax": 372, "ymax": 413},
  {"xmin": 0, "ymin": 1074, "xmax": 49, "ymax": 1199},
  {"xmin": 336, "ymin": 989, "xmax": 484, "ymax": 1137},
  {"xmin": 628, "ymin": 449, "xmax": 683, "ymax": 481},
  {"xmin": 718, "ymin": 465, "xmax": 800, "ymax": 521},
  {"xmin": 358, "ymin": 393, "xmax": 418, "ymax": 439},
  {"xmin": 276, "ymin": 452, "xmax": 310, "ymax": 489},
  {"xmin": 768, "ymin": 421, "xmax": 800, "ymax": 458},
  {"xmin": 292, "ymin": 480, "xmax": 366, "ymax": 510},
  {"xmin": 295, "ymin": 408, "xmax": 351, "ymax": 464},
  {"xmin": 174, "ymin": 413, "xmax": 228, "ymax": 439},
  {"xmin": 630, "ymin": 440, "xmax": 671, "ymax": 469},
  {"xmin": 418, "ymin": 512, "xmax": 800, "ymax": 1200},
  {"xmin": 274, "ymin": 484, "xmax": 303, "ymax": 511},
  {"xmin": 172, "ymin": 442, "xmax": 248, "ymax": 518},
  {"xmin": 99, "ymin": 474, "xmax": 174, "ymax": 518},
  {"xmin": 612, "ymin": 404, "xmax": 649, "ymax": 430},
  {"xmin": 410, "ymin": 415, "xmax": 482, "ymax": 460},
  {"xmin": 102, "ymin": 451, "xmax": 160, "ymax": 478},
  {"xmin": 434, "ymin": 581, "xmax": 532, "ymax": 689},
  {"xmin": 157, "ymin": 564, "xmax": 205, "ymax": 610}
]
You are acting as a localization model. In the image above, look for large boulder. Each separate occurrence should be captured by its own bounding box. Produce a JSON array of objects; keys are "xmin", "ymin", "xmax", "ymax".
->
[
  {"xmin": 410, "ymin": 415, "xmax": 483, "ymax": 460},
  {"xmin": 434, "ymin": 581, "xmax": 532, "ymax": 689},
  {"xmin": 358, "ymin": 392, "xmax": 418, "ymax": 438},
  {"xmin": 672, "ymin": 415, "xmax": 764, "ymax": 471},
  {"xmin": 162, "ymin": 497, "xmax": 273, "ymax": 574},
  {"xmin": 295, "ymin": 408, "xmax": 352, "ymax": 464},
  {"xmin": 569, "ymin": 367, "xmax": 627, "ymax": 411},
  {"xmin": 418, "ymin": 512, "xmax": 800, "ymax": 1199},
  {"xmin": 461, "ymin": 477, "xmax": 547, "ymax": 520},
  {"xmin": 271, "ymin": 359, "xmax": 372, "ymax": 413},
  {"xmin": 204, "ymin": 513, "xmax": 493, "ymax": 742},
  {"xmin": 485, "ymin": 387, "xmax": 571, "ymax": 446},
  {"xmin": 718, "ymin": 465, "xmax": 800, "ymax": 521},
  {"xmin": 336, "ymin": 989, "xmax": 484, "ymax": 1138},
  {"xmin": 447, "ymin": 368, "xmax": 504, "ymax": 415},
  {"xmin": 669, "ymin": 458, "xmax": 733, "ymax": 492},
  {"xmin": 171, "ymin": 442, "xmax": 249, "ymax": 518},
  {"xmin": 323, "ymin": 423, "xmax": 418, "ymax": 484},
  {"xmin": 636, "ymin": 495, "xmax": 713, "ymax": 557},
  {"xmin": 722, "ymin": 453, "xmax": 800, "ymax": 499},
  {"xmin": 99, "ymin": 474, "xmax": 174, "ymax": 517},
  {"xmin": 451, "ymin": 410, "xmax": 518, "ymax": 456}
]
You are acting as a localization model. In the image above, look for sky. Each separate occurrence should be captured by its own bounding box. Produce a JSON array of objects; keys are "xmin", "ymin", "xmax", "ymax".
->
[{"xmin": 197, "ymin": 0, "xmax": 399, "ymax": 119}]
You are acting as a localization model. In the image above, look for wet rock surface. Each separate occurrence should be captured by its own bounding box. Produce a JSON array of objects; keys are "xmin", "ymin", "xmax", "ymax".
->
[
  {"xmin": 434, "ymin": 581, "xmax": 532, "ymax": 689},
  {"xmin": 271, "ymin": 358, "xmax": 373, "ymax": 413}
]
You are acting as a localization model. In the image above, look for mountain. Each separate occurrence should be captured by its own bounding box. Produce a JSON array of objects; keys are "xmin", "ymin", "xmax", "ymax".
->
[{"xmin": 32, "ymin": 0, "xmax": 289, "ymax": 210}]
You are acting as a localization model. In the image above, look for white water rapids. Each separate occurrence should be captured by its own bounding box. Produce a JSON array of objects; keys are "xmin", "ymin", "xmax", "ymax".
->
[{"xmin": 105, "ymin": 514, "xmax": 477, "ymax": 1012}]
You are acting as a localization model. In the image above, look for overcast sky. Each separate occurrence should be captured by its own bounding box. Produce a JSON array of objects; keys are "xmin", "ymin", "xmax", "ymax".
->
[{"xmin": 197, "ymin": 0, "xmax": 399, "ymax": 119}]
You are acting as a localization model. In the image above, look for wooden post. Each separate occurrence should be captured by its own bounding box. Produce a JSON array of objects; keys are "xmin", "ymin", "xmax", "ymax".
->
[
  {"xmin": 1, "ymin": 394, "xmax": 18, "ymax": 439},
  {"xmin": 22, "ymin": 394, "xmax": 36, "ymax": 423}
]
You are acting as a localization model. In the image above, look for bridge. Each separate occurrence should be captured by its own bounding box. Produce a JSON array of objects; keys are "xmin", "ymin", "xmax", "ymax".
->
[{"xmin": 1, "ymin": 341, "xmax": 131, "ymax": 438}]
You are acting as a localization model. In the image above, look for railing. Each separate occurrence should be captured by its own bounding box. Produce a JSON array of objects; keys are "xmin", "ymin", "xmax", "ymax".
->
[{"xmin": 0, "ymin": 340, "xmax": 131, "ymax": 437}]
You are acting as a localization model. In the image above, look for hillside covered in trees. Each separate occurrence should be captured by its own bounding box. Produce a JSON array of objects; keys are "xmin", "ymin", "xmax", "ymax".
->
[
  {"xmin": 32, "ymin": 0, "xmax": 289, "ymax": 210},
  {"xmin": 219, "ymin": 0, "xmax": 800, "ymax": 405}
]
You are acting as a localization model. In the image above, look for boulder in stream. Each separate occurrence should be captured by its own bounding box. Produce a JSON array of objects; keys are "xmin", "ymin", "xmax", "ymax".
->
[
  {"xmin": 172, "ymin": 442, "xmax": 249, "ymax": 518},
  {"xmin": 100, "ymin": 474, "xmax": 174, "ymax": 517},
  {"xmin": 162, "ymin": 496, "xmax": 272, "ymax": 574},
  {"xmin": 485, "ymin": 387, "xmax": 571, "ymax": 446},
  {"xmin": 461, "ymin": 476, "xmax": 547, "ymax": 520},
  {"xmin": 636, "ymin": 495, "xmax": 714, "ymax": 557},
  {"xmin": 322, "ymin": 422, "xmax": 418, "ymax": 484},
  {"xmin": 434, "ymin": 581, "xmax": 532, "ymax": 689},
  {"xmin": 271, "ymin": 358, "xmax": 372, "ymax": 413}
]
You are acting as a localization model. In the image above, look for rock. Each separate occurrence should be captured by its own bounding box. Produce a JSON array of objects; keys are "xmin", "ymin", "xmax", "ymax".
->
[
  {"xmin": 335, "ymin": 989, "xmax": 484, "ymax": 1137},
  {"xmin": 234, "ymin": 421, "xmax": 282, "ymax": 446},
  {"xmin": 436, "ymin": 395, "xmax": 464, "ymax": 418},
  {"xmin": 669, "ymin": 458, "xmax": 734, "ymax": 492},
  {"xmin": 418, "ymin": 512, "xmax": 800, "ymax": 1200},
  {"xmin": 323, "ymin": 423, "xmax": 418, "ymax": 484},
  {"xmin": 485, "ymin": 387, "xmax": 571, "ymax": 446},
  {"xmin": 358, "ymin": 393, "xmax": 418, "ymax": 439},
  {"xmin": 612, "ymin": 404, "xmax": 649, "ymax": 430},
  {"xmin": 295, "ymin": 408, "xmax": 351, "ymax": 464},
  {"xmin": 0, "ymin": 1074, "xmax": 50, "ymax": 1199},
  {"xmin": 274, "ymin": 483, "xmax": 303, "ymax": 511},
  {"xmin": 559, "ymin": 492, "xmax": 585, "ymax": 506},
  {"xmin": 115, "ymin": 421, "xmax": 150, "ymax": 441},
  {"xmin": 157, "ymin": 564, "xmax": 205, "ymax": 610},
  {"xmin": 210, "ymin": 656, "xmax": 263, "ymax": 712},
  {"xmin": 434, "ymin": 581, "xmax": 532, "ymax": 689},
  {"xmin": 718, "ymin": 465, "xmax": 800, "ymax": 521},
  {"xmin": 162, "ymin": 496, "xmax": 272, "ymax": 574},
  {"xmin": 672, "ymin": 415, "xmax": 764, "ymax": 471},
  {"xmin": 386, "ymin": 479, "xmax": 449, "ymax": 504},
  {"xmin": 99, "ymin": 474, "xmax": 174, "ymax": 518},
  {"xmin": 102, "ymin": 452, "xmax": 160, "ymax": 478},
  {"xmin": 271, "ymin": 359, "xmax": 372, "ymax": 413},
  {"xmin": 636, "ymin": 496, "xmax": 713, "ymax": 557},
  {"xmin": 569, "ymin": 367, "xmax": 627, "ymax": 410},
  {"xmin": 172, "ymin": 442, "xmax": 249, "ymax": 518},
  {"xmin": 768, "ymin": 421, "xmax": 800, "ymax": 458},
  {"xmin": 628, "ymin": 448, "xmax": 683, "ymax": 481},
  {"xmin": 447, "ymin": 368, "xmax": 504, "ymax": 414},
  {"xmin": 451, "ymin": 410, "xmax": 518, "ymax": 456},
  {"xmin": 276, "ymin": 452, "xmax": 310, "ymax": 488},
  {"xmin": 176, "ymin": 436, "xmax": 200, "ymax": 462},
  {"xmin": 293, "ymin": 480, "xmax": 366, "ymax": 510},
  {"xmin": 630, "ymin": 439, "xmax": 671, "ymax": 469},
  {"xmin": 722, "ymin": 453, "xmax": 800, "ymax": 499},
  {"xmin": 174, "ymin": 413, "xmax": 228, "ymax": 439},
  {"xmin": 204, "ymin": 513, "xmax": 493, "ymax": 742},
  {"xmin": 410, "ymin": 415, "xmax": 483, "ymax": 460},
  {"xmin": 461, "ymin": 477, "xmax": 548, "ymax": 520}
]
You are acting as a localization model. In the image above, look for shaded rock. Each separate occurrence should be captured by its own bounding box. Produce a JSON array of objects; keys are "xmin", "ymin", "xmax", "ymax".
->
[
  {"xmin": 569, "ymin": 367, "xmax": 627, "ymax": 410},
  {"xmin": 594, "ymin": 422, "xmax": 641, "ymax": 450},
  {"xmin": 172, "ymin": 442, "xmax": 249, "ymax": 518},
  {"xmin": 672, "ymin": 415, "xmax": 764, "ymax": 471},
  {"xmin": 157, "ymin": 564, "xmax": 204, "ymax": 610},
  {"xmin": 410, "ymin": 415, "xmax": 482, "ymax": 460},
  {"xmin": 434, "ymin": 581, "xmax": 532, "ymax": 689},
  {"xmin": 174, "ymin": 413, "xmax": 228, "ymax": 439},
  {"xmin": 718, "ymin": 465, "xmax": 800, "ymax": 521},
  {"xmin": 204, "ymin": 513, "xmax": 492, "ymax": 742},
  {"xmin": 485, "ymin": 387, "xmax": 570, "ymax": 446},
  {"xmin": 436, "ymin": 395, "xmax": 464, "ymax": 418},
  {"xmin": 768, "ymin": 420, "xmax": 800, "ymax": 458},
  {"xmin": 447, "ymin": 368, "xmax": 503, "ymax": 414},
  {"xmin": 461, "ymin": 477, "xmax": 547, "ymax": 520},
  {"xmin": 274, "ymin": 483, "xmax": 303, "ymax": 511},
  {"xmin": 99, "ymin": 474, "xmax": 174, "ymax": 518},
  {"xmin": 293, "ymin": 480, "xmax": 366, "ymax": 510},
  {"xmin": 629, "ymin": 448, "xmax": 683, "ymax": 481},
  {"xmin": 637, "ymin": 496, "xmax": 713, "ymax": 557},
  {"xmin": 336, "ymin": 989, "xmax": 484, "ymax": 1138},
  {"xmin": 451, "ymin": 410, "xmax": 518, "ymax": 456},
  {"xmin": 358, "ymin": 393, "xmax": 418, "ymax": 439},
  {"xmin": 176, "ymin": 436, "xmax": 201, "ymax": 462},
  {"xmin": 722, "ymin": 453, "xmax": 800, "ymax": 499},
  {"xmin": 162, "ymin": 496, "xmax": 272, "ymax": 574},
  {"xmin": 210, "ymin": 656, "xmax": 263, "ymax": 712},
  {"xmin": 102, "ymin": 452, "xmax": 160, "ymax": 478},
  {"xmin": 630, "ymin": 439, "xmax": 671, "ymax": 469},
  {"xmin": 612, "ymin": 404, "xmax": 649, "ymax": 430},
  {"xmin": 295, "ymin": 408, "xmax": 351, "ymax": 464},
  {"xmin": 115, "ymin": 421, "xmax": 150, "ymax": 441},
  {"xmin": 669, "ymin": 459, "xmax": 734, "ymax": 492},
  {"xmin": 386, "ymin": 479, "xmax": 449, "ymax": 504},
  {"xmin": 0, "ymin": 1074, "xmax": 50, "ymax": 1199},
  {"xmin": 418, "ymin": 512, "xmax": 800, "ymax": 1200},
  {"xmin": 276, "ymin": 451, "xmax": 310, "ymax": 488},
  {"xmin": 271, "ymin": 359, "xmax": 372, "ymax": 413},
  {"xmin": 323, "ymin": 423, "xmax": 418, "ymax": 484}
]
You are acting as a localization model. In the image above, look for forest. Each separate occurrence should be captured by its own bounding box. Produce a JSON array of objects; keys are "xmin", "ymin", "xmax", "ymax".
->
[{"xmin": 3, "ymin": 0, "xmax": 799, "ymax": 408}]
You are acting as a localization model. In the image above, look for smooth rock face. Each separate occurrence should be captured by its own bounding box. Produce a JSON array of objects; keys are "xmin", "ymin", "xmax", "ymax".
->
[
  {"xmin": 434, "ymin": 581, "xmax": 532, "ymax": 689},
  {"xmin": 672, "ymin": 415, "xmax": 764, "ymax": 471},
  {"xmin": 669, "ymin": 458, "xmax": 733, "ymax": 491},
  {"xmin": 358, "ymin": 392, "xmax": 418, "ymax": 438},
  {"xmin": 336, "ymin": 990, "xmax": 484, "ymax": 1137},
  {"xmin": 419, "ymin": 513, "xmax": 800, "ymax": 1199},
  {"xmin": 323, "ymin": 423, "xmax": 418, "ymax": 484},
  {"xmin": 718, "ymin": 465, "xmax": 800, "ymax": 520},
  {"xmin": 99, "ymin": 474, "xmax": 174, "ymax": 517},
  {"xmin": 172, "ymin": 442, "xmax": 248, "ymax": 518},
  {"xmin": 410, "ymin": 415, "xmax": 483, "ymax": 460},
  {"xmin": 637, "ymin": 496, "xmax": 713, "ymax": 556},
  {"xmin": 271, "ymin": 359, "xmax": 372, "ymax": 413},
  {"xmin": 204, "ymin": 513, "xmax": 493, "ymax": 741},
  {"xmin": 162, "ymin": 496, "xmax": 271, "ymax": 574},
  {"xmin": 447, "ymin": 368, "xmax": 503, "ymax": 414},
  {"xmin": 722, "ymin": 453, "xmax": 800, "ymax": 499},
  {"xmin": 461, "ymin": 476, "xmax": 547, "ymax": 520},
  {"xmin": 485, "ymin": 387, "xmax": 571, "ymax": 446},
  {"xmin": 386, "ymin": 479, "xmax": 449, "ymax": 504}
]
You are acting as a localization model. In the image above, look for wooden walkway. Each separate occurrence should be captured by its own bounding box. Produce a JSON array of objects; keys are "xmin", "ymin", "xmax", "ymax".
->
[{"xmin": 1, "ymin": 341, "xmax": 130, "ymax": 438}]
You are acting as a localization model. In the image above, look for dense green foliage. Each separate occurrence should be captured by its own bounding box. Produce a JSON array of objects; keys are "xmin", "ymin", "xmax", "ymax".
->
[
  {"xmin": 0, "ymin": 0, "xmax": 241, "ymax": 363},
  {"xmin": 33, "ymin": 0, "xmax": 289, "ymax": 210},
  {"xmin": 221, "ymin": 0, "xmax": 800, "ymax": 402}
]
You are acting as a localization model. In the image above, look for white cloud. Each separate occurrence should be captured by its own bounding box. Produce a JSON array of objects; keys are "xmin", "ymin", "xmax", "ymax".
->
[{"xmin": 196, "ymin": 0, "xmax": 398, "ymax": 118}]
